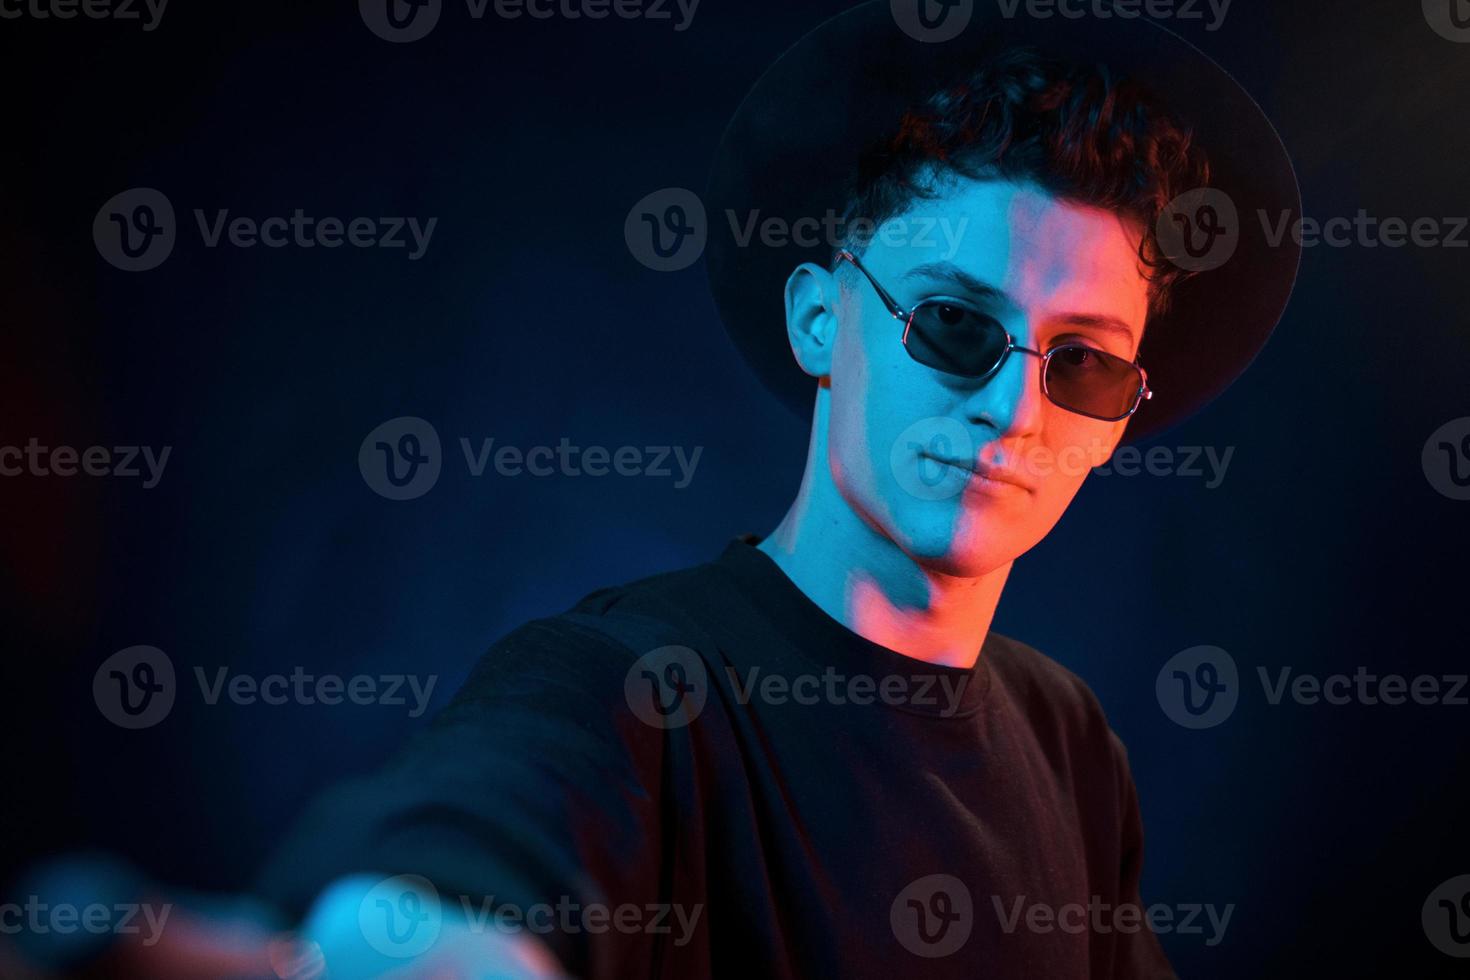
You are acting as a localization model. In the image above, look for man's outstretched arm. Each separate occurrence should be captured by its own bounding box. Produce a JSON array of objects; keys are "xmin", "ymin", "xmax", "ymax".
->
[{"xmin": 5, "ymin": 616, "xmax": 671, "ymax": 979}]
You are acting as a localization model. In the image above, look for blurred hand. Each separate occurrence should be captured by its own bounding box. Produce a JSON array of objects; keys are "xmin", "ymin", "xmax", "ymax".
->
[{"xmin": 1, "ymin": 858, "xmax": 567, "ymax": 980}]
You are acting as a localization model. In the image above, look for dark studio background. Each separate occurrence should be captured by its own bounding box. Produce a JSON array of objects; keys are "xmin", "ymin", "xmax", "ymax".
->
[{"xmin": 2, "ymin": 1, "xmax": 1468, "ymax": 976}]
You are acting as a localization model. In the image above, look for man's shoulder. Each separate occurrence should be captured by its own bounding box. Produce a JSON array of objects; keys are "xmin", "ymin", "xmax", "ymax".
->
[
  {"xmin": 985, "ymin": 631, "xmax": 1128, "ymax": 763},
  {"xmin": 986, "ymin": 632, "xmax": 1102, "ymax": 709},
  {"xmin": 456, "ymin": 558, "xmax": 724, "ymax": 701},
  {"xmin": 570, "ymin": 554, "xmax": 729, "ymax": 620}
]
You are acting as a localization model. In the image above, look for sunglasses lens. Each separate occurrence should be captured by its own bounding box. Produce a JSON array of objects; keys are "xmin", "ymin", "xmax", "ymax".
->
[
  {"xmin": 1044, "ymin": 344, "xmax": 1143, "ymax": 420},
  {"xmin": 904, "ymin": 302, "xmax": 1009, "ymax": 377}
]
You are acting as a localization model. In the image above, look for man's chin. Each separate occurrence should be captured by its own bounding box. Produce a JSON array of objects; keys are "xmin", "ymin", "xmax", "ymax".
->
[{"xmin": 888, "ymin": 519, "xmax": 1016, "ymax": 580}]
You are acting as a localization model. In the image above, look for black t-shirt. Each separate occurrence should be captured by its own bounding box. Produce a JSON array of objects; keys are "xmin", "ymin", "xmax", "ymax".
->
[{"xmin": 259, "ymin": 536, "xmax": 1175, "ymax": 979}]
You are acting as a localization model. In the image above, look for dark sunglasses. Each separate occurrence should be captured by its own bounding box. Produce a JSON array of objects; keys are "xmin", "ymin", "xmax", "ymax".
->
[{"xmin": 835, "ymin": 250, "xmax": 1153, "ymax": 423}]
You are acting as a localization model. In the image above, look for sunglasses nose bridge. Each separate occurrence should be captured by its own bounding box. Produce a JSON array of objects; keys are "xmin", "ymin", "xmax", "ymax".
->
[
  {"xmin": 957, "ymin": 341, "xmax": 1048, "ymax": 436},
  {"xmin": 977, "ymin": 332, "xmax": 1037, "ymax": 380},
  {"xmin": 1006, "ymin": 343, "xmax": 1050, "ymax": 400}
]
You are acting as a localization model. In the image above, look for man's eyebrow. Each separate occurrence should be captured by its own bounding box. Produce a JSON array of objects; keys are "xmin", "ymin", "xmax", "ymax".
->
[
  {"xmin": 899, "ymin": 262, "xmax": 1008, "ymax": 303},
  {"xmin": 1054, "ymin": 314, "xmax": 1138, "ymax": 343}
]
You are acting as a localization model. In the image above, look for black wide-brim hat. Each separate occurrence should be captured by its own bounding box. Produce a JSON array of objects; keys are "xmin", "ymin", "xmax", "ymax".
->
[{"xmin": 705, "ymin": 1, "xmax": 1300, "ymax": 445}]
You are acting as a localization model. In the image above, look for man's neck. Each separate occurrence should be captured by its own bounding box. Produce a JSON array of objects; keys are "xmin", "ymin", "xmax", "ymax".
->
[{"xmin": 756, "ymin": 422, "xmax": 1010, "ymax": 670}]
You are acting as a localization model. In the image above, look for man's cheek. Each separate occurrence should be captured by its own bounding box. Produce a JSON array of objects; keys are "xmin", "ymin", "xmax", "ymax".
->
[
  {"xmin": 1083, "ymin": 421, "xmax": 1127, "ymax": 468},
  {"xmin": 828, "ymin": 421, "xmax": 888, "ymax": 523},
  {"xmin": 1033, "ymin": 477, "xmax": 1089, "ymax": 539},
  {"xmin": 1051, "ymin": 442, "xmax": 1098, "ymax": 480}
]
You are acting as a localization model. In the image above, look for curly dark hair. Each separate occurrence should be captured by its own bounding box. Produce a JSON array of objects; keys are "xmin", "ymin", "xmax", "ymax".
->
[{"xmin": 838, "ymin": 48, "xmax": 1210, "ymax": 315}]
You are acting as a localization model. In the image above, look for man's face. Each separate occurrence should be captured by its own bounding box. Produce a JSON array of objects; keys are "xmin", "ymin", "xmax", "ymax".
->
[{"xmin": 825, "ymin": 177, "xmax": 1150, "ymax": 577}]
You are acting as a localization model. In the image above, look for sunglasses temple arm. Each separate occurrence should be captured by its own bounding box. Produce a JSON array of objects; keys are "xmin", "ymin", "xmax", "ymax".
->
[{"xmin": 835, "ymin": 249, "xmax": 910, "ymax": 321}]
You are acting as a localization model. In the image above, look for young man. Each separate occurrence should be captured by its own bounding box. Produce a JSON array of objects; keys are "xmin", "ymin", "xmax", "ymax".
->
[{"xmin": 93, "ymin": 4, "xmax": 1295, "ymax": 978}]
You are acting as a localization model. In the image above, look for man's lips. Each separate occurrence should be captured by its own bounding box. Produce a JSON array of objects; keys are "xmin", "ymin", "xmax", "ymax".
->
[{"xmin": 920, "ymin": 453, "xmax": 1038, "ymax": 493}]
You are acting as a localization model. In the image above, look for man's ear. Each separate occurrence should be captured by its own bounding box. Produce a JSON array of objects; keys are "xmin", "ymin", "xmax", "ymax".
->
[{"xmin": 783, "ymin": 261, "xmax": 840, "ymax": 379}]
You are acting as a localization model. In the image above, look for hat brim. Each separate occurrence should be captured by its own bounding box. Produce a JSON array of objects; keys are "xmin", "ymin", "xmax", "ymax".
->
[{"xmin": 705, "ymin": 1, "xmax": 1300, "ymax": 445}]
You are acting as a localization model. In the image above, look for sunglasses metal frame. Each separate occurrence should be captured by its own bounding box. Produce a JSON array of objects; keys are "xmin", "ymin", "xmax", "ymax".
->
[{"xmin": 833, "ymin": 249, "xmax": 1153, "ymax": 423}]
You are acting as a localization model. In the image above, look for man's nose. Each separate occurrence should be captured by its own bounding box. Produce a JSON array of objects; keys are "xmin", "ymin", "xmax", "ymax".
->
[{"xmin": 961, "ymin": 346, "xmax": 1045, "ymax": 439}]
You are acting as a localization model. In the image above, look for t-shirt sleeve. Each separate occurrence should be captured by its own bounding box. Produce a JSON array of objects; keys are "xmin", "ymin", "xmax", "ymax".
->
[
  {"xmin": 1109, "ymin": 734, "xmax": 1179, "ymax": 980},
  {"xmin": 253, "ymin": 615, "xmax": 669, "ymax": 977}
]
